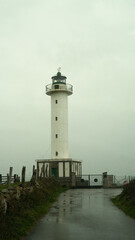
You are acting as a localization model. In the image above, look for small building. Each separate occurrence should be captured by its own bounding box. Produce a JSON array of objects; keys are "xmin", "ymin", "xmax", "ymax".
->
[{"xmin": 36, "ymin": 158, "xmax": 82, "ymax": 187}]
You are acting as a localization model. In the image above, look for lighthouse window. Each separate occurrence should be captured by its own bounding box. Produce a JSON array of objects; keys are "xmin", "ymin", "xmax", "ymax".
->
[
  {"xmin": 55, "ymin": 117, "xmax": 58, "ymax": 121},
  {"xmin": 56, "ymin": 151, "xmax": 58, "ymax": 156},
  {"xmin": 56, "ymin": 134, "xmax": 58, "ymax": 138},
  {"xmin": 55, "ymin": 100, "xmax": 58, "ymax": 104},
  {"xmin": 55, "ymin": 85, "xmax": 59, "ymax": 89}
]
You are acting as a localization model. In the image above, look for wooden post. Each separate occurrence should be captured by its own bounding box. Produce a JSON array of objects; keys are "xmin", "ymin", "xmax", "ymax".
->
[
  {"xmin": 14, "ymin": 174, "xmax": 16, "ymax": 183},
  {"xmin": 33, "ymin": 165, "xmax": 35, "ymax": 175},
  {"xmin": 34, "ymin": 170, "xmax": 37, "ymax": 179},
  {"xmin": 31, "ymin": 165, "xmax": 37, "ymax": 183},
  {"xmin": 0, "ymin": 174, "xmax": 2, "ymax": 184},
  {"xmin": 43, "ymin": 164, "xmax": 45, "ymax": 178},
  {"xmin": 88, "ymin": 175, "xmax": 90, "ymax": 187},
  {"xmin": 22, "ymin": 166, "xmax": 26, "ymax": 186},
  {"xmin": 37, "ymin": 163, "xmax": 39, "ymax": 179},
  {"xmin": 8, "ymin": 167, "xmax": 13, "ymax": 189},
  {"xmin": 46, "ymin": 165, "xmax": 48, "ymax": 177}
]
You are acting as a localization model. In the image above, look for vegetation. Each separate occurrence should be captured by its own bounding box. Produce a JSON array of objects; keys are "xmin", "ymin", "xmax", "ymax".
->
[
  {"xmin": 112, "ymin": 179, "xmax": 135, "ymax": 219},
  {"xmin": 0, "ymin": 182, "xmax": 22, "ymax": 192},
  {"xmin": 0, "ymin": 178, "xmax": 67, "ymax": 240}
]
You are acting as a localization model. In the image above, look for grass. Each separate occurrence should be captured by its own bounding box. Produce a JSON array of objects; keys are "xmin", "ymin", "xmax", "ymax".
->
[
  {"xmin": 111, "ymin": 184, "xmax": 135, "ymax": 219},
  {"xmin": 0, "ymin": 179, "xmax": 67, "ymax": 240},
  {"xmin": 0, "ymin": 182, "xmax": 29, "ymax": 191}
]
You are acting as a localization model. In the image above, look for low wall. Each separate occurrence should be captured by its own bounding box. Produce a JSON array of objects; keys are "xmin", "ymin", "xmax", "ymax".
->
[{"xmin": 0, "ymin": 177, "xmax": 62, "ymax": 240}]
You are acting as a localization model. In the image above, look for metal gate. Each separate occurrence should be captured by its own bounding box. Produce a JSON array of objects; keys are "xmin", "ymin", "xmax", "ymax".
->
[
  {"xmin": 76, "ymin": 174, "xmax": 103, "ymax": 188},
  {"xmin": 90, "ymin": 175, "xmax": 103, "ymax": 187}
]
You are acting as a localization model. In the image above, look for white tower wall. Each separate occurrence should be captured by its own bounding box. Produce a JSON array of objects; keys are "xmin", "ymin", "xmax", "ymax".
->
[
  {"xmin": 46, "ymin": 71, "xmax": 73, "ymax": 161},
  {"xmin": 51, "ymin": 92, "xmax": 68, "ymax": 159}
]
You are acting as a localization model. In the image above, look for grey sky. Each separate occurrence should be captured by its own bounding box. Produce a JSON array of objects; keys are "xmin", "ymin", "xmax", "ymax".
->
[{"xmin": 0, "ymin": 0, "xmax": 135, "ymax": 178}]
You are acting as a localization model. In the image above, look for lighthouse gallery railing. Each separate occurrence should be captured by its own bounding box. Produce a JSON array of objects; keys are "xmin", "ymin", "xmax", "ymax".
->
[{"xmin": 46, "ymin": 83, "xmax": 73, "ymax": 93}]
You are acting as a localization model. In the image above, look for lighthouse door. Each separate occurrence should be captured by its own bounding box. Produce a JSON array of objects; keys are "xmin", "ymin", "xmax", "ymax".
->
[{"xmin": 51, "ymin": 168, "xmax": 58, "ymax": 178}]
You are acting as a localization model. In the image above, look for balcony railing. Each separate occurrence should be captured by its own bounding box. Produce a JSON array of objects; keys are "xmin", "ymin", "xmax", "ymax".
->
[{"xmin": 46, "ymin": 83, "xmax": 73, "ymax": 94}]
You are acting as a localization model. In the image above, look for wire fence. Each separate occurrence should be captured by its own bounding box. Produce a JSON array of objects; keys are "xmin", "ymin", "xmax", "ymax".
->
[
  {"xmin": 114, "ymin": 176, "xmax": 135, "ymax": 186},
  {"xmin": 0, "ymin": 174, "xmax": 20, "ymax": 184}
]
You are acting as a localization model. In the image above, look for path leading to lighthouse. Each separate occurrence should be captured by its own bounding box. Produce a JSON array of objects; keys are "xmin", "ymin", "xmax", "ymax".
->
[{"xmin": 25, "ymin": 189, "xmax": 135, "ymax": 240}]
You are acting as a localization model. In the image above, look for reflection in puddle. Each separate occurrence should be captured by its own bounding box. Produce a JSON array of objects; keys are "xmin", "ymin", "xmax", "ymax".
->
[
  {"xmin": 47, "ymin": 190, "xmax": 84, "ymax": 223},
  {"xmin": 25, "ymin": 188, "xmax": 135, "ymax": 240}
]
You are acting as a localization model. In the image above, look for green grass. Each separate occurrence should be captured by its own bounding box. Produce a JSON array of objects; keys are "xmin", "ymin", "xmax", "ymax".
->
[
  {"xmin": 0, "ymin": 184, "xmax": 8, "ymax": 191},
  {"xmin": 112, "ymin": 194, "xmax": 135, "ymax": 219},
  {"xmin": 0, "ymin": 182, "xmax": 29, "ymax": 191},
  {"xmin": 0, "ymin": 179, "xmax": 67, "ymax": 240}
]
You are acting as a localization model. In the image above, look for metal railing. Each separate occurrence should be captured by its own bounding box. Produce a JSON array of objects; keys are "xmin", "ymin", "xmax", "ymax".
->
[{"xmin": 46, "ymin": 83, "xmax": 73, "ymax": 93}]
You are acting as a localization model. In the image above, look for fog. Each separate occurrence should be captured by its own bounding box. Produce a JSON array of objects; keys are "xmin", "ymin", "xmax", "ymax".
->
[{"xmin": 0, "ymin": 0, "xmax": 135, "ymax": 178}]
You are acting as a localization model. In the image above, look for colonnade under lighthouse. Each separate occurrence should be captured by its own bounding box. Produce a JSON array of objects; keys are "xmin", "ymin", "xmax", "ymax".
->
[{"xmin": 36, "ymin": 70, "xmax": 82, "ymax": 187}]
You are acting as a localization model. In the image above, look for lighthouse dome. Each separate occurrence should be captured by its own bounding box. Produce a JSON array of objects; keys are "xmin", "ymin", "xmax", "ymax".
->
[{"xmin": 52, "ymin": 71, "xmax": 67, "ymax": 84}]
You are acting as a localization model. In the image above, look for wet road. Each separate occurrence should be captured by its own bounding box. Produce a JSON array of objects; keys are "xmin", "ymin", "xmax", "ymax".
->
[{"xmin": 25, "ymin": 189, "xmax": 135, "ymax": 240}]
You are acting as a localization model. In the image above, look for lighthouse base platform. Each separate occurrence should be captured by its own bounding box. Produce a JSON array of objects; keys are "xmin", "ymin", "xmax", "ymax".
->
[{"xmin": 36, "ymin": 158, "xmax": 82, "ymax": 187}]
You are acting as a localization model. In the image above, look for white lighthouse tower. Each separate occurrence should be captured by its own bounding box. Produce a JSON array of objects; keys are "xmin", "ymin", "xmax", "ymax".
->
[
  {"xmin": 46, "ymin": 70, "xmax": 72, "ymax": 160},
  {"xmin": 36, "ymin": 69, "xmax": 82, "ymax": 186}
]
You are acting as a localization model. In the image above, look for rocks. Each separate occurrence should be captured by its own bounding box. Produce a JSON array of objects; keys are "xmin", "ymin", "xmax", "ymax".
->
[
  {"xmin": 16, "ymin": 187, "xmax": 21, "ymax": 200},
  {"xmin": 0, "ymin": 186, "xmax": 28, "ymax": 214},
  {"xmin": 0, "ymin": 177, "xmax": 59, "ymax": 215},
  {"xmin": 0, "ymin": 192, "xmax": 7, "ymax": 214},
  {"xmin": 1, "ymin": 189, "xmax": 9, "ymax": 194}
]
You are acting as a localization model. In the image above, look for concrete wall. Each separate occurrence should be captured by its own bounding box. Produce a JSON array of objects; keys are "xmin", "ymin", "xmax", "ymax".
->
[{"xmin": 103, "ymin": 175, "xmax": 114, "ymax": 188}]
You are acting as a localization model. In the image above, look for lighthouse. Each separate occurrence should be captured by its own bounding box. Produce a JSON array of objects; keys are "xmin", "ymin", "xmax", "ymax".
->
[
  {"xmin": 36, "ymin": 69, "xmax": 82, "ymax": 186},
  {"xmin": 46, "ymin": 70, "xmax": 73, "ymax": 159}
]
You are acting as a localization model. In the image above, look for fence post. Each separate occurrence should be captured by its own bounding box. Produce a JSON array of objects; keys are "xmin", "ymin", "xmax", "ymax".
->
[
  {"xmin": 33, "ymin": 165, "xmax": 35, "ymax": 175},
  {"xmin": 31, "ymin": 165, "xmax": 37, "ymax": 183},
  {"xmin": 0, "ymin": 174, "xmax": 2, "ymax": 184},
  {"xmin": 21, "ymin": 166, "xmax": 26, "ymax": 186},
  {"xmin": 43, "ymin": 164, "xmax": 45, "ymax": 178},
  {"xmin": 46, "ymin": 165, "xmax": 48, "ymax": 177},
  {"xmin": 14, "ymin": 174, "xmax": 16, "ymax": 182},
  {"xmin": 8, "ymin": 167, "xmax": 13, "ymax": 189},
  {"xmin": 37, "ymin": 163, "xmax": 39, "ymax": 179},
  {"xmin": 88, "ymin": 175, "xmax": 90, "ymax": 187}
]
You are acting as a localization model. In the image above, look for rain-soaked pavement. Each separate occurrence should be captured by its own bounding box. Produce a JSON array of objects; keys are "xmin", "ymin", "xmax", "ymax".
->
[{"xmin": 25, "ymin": 189, "xmax": 135, "ymax": 240}]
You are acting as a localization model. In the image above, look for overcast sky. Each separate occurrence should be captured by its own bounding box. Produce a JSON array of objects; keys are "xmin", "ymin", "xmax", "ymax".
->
[{"xmin": 0, "ymin": 0, "xmax": 135, "ymax": 178}]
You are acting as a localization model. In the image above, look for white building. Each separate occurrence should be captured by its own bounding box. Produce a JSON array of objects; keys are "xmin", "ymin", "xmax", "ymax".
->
[{"xmin": 36, "ymin": 70, "xmax": 82, "ymax": 186}]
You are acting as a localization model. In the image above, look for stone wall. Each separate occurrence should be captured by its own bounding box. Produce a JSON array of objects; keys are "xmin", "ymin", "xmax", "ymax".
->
[{"xmin": 0, "ymin": 177, "xmax": 59, "ymax": 215}]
